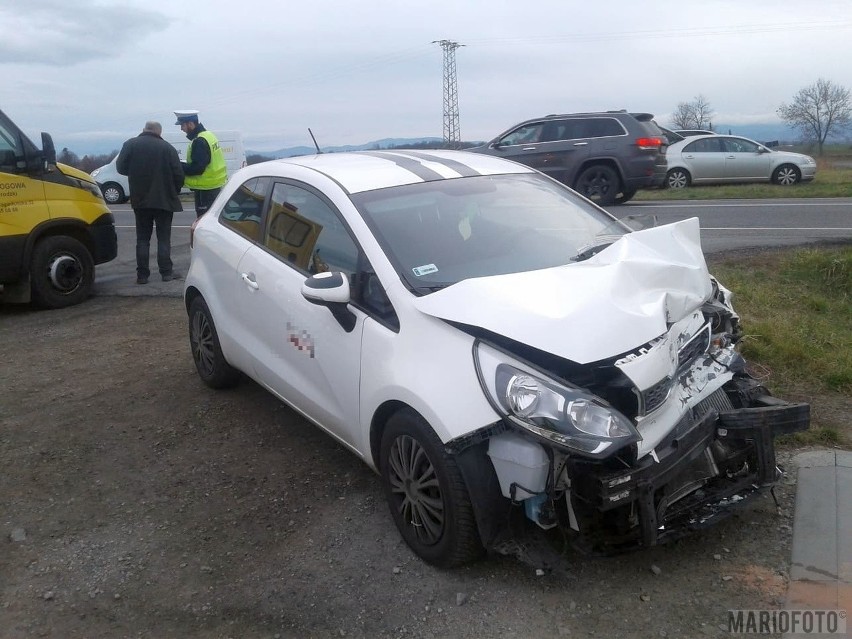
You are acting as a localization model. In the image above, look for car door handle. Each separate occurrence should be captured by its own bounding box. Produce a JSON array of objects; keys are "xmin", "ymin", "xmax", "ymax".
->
[
  {"xmin": 573, "ymin": 142, "xmax": 588, "ymax": 147},
  {"xmin": 240, "ymin": 272, "xmax": 259, "ymax": 290},
  {"xmin": 726, "ymin": 155, "xmax": 736, "ymax": 159},
  {"xmin": 522, "ymin": 146, "xmax": 537, "ymax": 151}
]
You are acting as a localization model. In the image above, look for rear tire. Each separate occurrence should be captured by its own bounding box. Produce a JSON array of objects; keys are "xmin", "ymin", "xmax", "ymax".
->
[
  {"xmin": 666, "ymin": 168, "xmax": 691, "ymax": 189},
  {"xmin": 30, "ymin": 236, "xmax": 94, "ymax": 308},
  {"xmin": 574, "ymin": 165, "xmax": 620, "ymax": 206},
  {"xmin": 613, "ymin": 187, "xmax": 637, "ymax": 205},
  {"xmin": 188, "ymin": 296, "xmax": 240, "ymax": 389},
  {"xmin": 380, "ymin": 408, "xmax": 483, "ymax": 567}
]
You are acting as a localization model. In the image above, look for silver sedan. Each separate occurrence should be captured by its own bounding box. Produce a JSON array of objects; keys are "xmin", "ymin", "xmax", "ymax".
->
[{"xmin": 665, "ymin": 134, "xmax": 817, "ymax": 188}]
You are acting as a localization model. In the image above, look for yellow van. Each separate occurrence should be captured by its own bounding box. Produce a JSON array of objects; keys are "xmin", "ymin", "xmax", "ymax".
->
[{"xmin": 0, "ymin": 108, "xmax": 117, "ymax": 308}]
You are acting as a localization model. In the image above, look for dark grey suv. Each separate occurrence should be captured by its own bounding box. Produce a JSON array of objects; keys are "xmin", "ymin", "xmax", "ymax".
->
[{"xmin": 470, "ymin": 111, "xmax": 668, "ymax": 205}]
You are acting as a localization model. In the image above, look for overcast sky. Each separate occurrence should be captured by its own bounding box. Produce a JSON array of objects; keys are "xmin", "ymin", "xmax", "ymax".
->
[{"xmin": 3, "ymin": 0, "xmax": 852, "ymax": 155}]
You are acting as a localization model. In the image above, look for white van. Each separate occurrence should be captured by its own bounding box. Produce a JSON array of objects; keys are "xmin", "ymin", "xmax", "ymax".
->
[{"xmin": 90, "ymin": 130, "xmax": 246, "ymax": 204}]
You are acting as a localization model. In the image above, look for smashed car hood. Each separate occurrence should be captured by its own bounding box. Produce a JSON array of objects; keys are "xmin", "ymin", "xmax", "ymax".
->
[{"xmin": 413, "ymin": 218, "xmax": 713, "ymax": 364}]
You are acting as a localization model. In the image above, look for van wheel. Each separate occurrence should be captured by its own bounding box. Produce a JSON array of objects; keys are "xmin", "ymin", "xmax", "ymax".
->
[
  {"xmin": 188, "ymin": 296, "xmax": 241, "ymax": 389},
  {"xmin": 574, "ymin": 165, "xmax": 619, "ymax": 206},
  {"xmin": 101, "ymin": 182, "xmax": 126, "ymax": 204},
  {"xmin": 380, "ymin": 408, "xmax": 483, "ymax": 567},
  {"xmin": 30, "ymin": 236, "xmax": 95, "ymax": 308}
]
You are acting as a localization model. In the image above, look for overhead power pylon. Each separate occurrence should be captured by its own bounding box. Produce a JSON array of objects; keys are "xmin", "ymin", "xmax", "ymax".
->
[{"xmin": 433, "ymin": 40, "xmax": 464, "ymax": 149}]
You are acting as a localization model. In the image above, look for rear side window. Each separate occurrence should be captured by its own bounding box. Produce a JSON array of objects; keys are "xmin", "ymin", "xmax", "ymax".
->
[
  {"xmin": 684, "ymin": 138, "xmax": 724, "ymax": 153},
  {"xmin": 219, "ymin": 177, "xmax": 270, "ymax": 242},
  {"xmin": 546, "ymin": 118, "xmax": 626, "ymax": 141}
]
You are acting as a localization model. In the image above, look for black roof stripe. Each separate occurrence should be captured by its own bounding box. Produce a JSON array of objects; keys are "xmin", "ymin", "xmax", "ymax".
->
[
  {"xmin": 365, "ymin": 151, "xmax": 449, "ymax": 182},
  {"xmin": 394, "ymin": 150, "xmax": 482, "ymax": 177}
]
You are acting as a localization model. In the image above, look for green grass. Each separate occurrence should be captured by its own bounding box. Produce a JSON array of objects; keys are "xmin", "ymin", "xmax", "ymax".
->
[
  {"xmin": 636, "ymin": 151, "xmax": 852, "ymax": 200},
  {"xmin": 709, "ymin": 246, "xmax": 852, "ymax": 445}
]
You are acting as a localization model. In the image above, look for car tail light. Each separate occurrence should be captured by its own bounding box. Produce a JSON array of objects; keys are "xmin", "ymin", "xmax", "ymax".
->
[
  {"xmin": 635, "ymin": 137, "xmax": 663, "ymax": 150},
  {"xmin": 190, "ymin": 217, "xmax": 200, "ymax": 248}
]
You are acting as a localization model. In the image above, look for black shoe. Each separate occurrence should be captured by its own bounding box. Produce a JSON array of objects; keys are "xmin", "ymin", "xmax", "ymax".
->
[
  {"xmin": 136, "ymin": 276, "xmax": 149, "ymax": 285},
  {"xmin": 161, "ymin": 272, "xmax": 182, "ymax": 282}
]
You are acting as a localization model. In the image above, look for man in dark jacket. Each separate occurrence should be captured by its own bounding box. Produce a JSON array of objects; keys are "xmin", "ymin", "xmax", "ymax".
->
[{"xmin": 116, "ymin": 121, "xmax": 184, "ymax": 284}]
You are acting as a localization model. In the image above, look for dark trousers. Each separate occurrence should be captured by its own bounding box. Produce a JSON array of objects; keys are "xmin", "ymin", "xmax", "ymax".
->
[
  {"xmin": 193, "ymin": 188, "xmax": 222, "ymax": 218},
  {"xmin": 134, "ymin": 208, "xmax": 174, "ymax": 278}
]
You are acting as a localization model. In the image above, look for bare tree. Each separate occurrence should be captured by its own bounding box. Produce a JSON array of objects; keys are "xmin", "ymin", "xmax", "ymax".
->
[
  {"xmin": 778, "ymin": 78, "xmax": 852, "ymax": 155},
  {"xmin": 670, "ymin": 95, "xmax": 715, "ymax": 130}
]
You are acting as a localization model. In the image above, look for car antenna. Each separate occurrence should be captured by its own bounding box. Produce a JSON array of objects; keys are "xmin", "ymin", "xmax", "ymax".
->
[{"xmin": 308, "ymin": 128, "xmax": 322, "ymax": 154}]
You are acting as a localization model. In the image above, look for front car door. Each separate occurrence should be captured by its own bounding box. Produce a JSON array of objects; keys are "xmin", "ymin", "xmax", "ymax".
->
[
  {"xmin": 722, "ymin": 137, "xmax": 772, "ymax": 180},
  {"xmin": 232, "ymin": 180, "xmax": 368, "ymax": 453},
  {"xmin": 486, "ymin": 122, "xmax": 556, "ymax": 175}
]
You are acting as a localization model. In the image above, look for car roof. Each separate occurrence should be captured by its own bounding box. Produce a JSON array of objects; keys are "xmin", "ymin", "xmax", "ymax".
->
[
  {"xmin": 536, "ymin": 111, "xmax": 654, "ymax": 121},
  {"xmin": 254, "ymin": 149, "xmax": 537, "ymax": 195}
]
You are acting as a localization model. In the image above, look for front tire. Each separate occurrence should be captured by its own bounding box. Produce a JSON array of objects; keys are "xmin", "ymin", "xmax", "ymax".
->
[
  {"xmin": 574, "ymin": 165, "xmax": 620, "ymax": 206},
  {"xmin": 666, "ymin": 168, "xmax": 691, "ymax": 189},
  {"xmin": 772, "ymin": 164, "xmax": 801, "ymax": 185},
  {"xmin": 380, "ymin": 408, "xmax": 483, "ymax": 567},
  {"xmin": 188, "ymin": 296, "xmax": 240, "ymax": 389},
  {"xmin": 30, "ymin": 236, "xmax": 95, "ymax": 308}
]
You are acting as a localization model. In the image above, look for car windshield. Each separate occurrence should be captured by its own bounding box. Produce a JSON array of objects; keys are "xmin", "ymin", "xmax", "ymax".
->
[{"xmin": 352, "ymin": 174, "xmax": 630, "ymax": 293}]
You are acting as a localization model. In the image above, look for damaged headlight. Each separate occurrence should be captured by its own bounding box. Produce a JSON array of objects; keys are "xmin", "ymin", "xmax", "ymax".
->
[{"xmin": 474, "ymin": 341, "xmax": 641, "ymax": 458}]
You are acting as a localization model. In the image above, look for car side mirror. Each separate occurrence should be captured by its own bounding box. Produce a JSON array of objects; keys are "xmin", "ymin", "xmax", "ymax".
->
[{"xmin": 301, "ymin": 271, "xmax": 357, "ymax": 332}]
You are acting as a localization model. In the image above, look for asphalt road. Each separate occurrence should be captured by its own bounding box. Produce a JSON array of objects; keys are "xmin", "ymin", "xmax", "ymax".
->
[{"xmin": 96, "ymin": 198, "xmax": 852, "ymax": 298}]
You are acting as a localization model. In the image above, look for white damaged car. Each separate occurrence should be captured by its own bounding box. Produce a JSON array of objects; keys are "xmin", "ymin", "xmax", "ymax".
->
[{"xmin": 184, "ymin": 150, "xmax": 809, "ymax": 566}]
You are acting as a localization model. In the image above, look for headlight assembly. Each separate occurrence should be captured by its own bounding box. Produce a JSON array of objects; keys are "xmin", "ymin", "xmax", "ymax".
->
[{"xmin": 475, "ymin": 341, "xmax": 641, "ymax": 458}]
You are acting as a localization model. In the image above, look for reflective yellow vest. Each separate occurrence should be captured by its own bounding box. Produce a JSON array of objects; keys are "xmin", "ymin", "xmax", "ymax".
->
[{"xmin": 184, "ymin": 131, "xmax": 227, "ymax": 190}]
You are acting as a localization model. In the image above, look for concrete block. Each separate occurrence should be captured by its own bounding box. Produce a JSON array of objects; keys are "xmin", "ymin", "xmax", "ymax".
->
[
  {"xmin": 790, "ymin": 467, "xmax": 837, "ymax": 582},
  {"xmin": 792, "ymin": 449, "xmax": 836, "ymax": 468}
]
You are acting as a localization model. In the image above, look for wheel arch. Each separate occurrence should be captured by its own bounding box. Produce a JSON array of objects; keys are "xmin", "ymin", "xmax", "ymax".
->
[
  {"xmin": 772, "ymin": 163, "xmax": 801, "ymax": 184},
  {"xmin": 573, "ymin": 157, "xmax": 624, "ymax": 184},
  {"xmin": 369, "ymin": 400, "xmax": 510, "ymax": 552},
  {"xmin": 23, "ymin": 220, "xmax": 96, "ymax": 275}
]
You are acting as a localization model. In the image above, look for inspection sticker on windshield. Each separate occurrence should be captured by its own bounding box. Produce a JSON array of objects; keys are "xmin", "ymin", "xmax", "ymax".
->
[{"xmin": 412, "ymin": 264, "xmax": 438, "ymax": 277}]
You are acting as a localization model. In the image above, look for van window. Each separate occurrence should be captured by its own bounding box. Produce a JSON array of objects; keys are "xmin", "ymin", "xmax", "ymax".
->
[{"xmin": 0, "ymin": 119, "xmax": 20, "ymax": 169}]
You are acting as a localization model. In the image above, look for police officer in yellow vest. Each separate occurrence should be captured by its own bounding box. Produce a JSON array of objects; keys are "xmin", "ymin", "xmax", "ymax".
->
[{"xmin": 174, "ymin": 110, "xmax": 227, "ymax": 218}]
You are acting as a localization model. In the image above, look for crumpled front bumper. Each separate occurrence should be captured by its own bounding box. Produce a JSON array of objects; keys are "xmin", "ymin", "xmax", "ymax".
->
[{"xmin": 567, "ymin": 395, "xmax": 810, "ymax": 552}]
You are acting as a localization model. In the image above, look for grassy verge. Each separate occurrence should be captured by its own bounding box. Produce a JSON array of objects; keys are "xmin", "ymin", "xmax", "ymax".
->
[
  {"xmin": 635, "ymin": 155, "xmax": 852, "ymax": 200},
  {"xmin": 708, "ymin": 245, "xmax": 851, "ymax": 447}
]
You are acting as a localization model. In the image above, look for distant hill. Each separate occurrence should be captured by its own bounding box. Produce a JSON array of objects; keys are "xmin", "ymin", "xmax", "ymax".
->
[
  {"xmin": 249, "ymin": 137, "xmax": 448, "ymax": 159},
  {"xmin": 710, "ymin": 123, "xmax": 797, "ymax": 144}
]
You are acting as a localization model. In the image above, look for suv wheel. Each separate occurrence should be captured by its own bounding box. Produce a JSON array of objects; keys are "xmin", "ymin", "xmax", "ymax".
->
[
  {"xmin": 613, "ymin": 188, "xmax": 637, "ymax": 205},
  {"xmin": 575, "ymin": 165, "xmax": 620, "ymax": 206}
]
